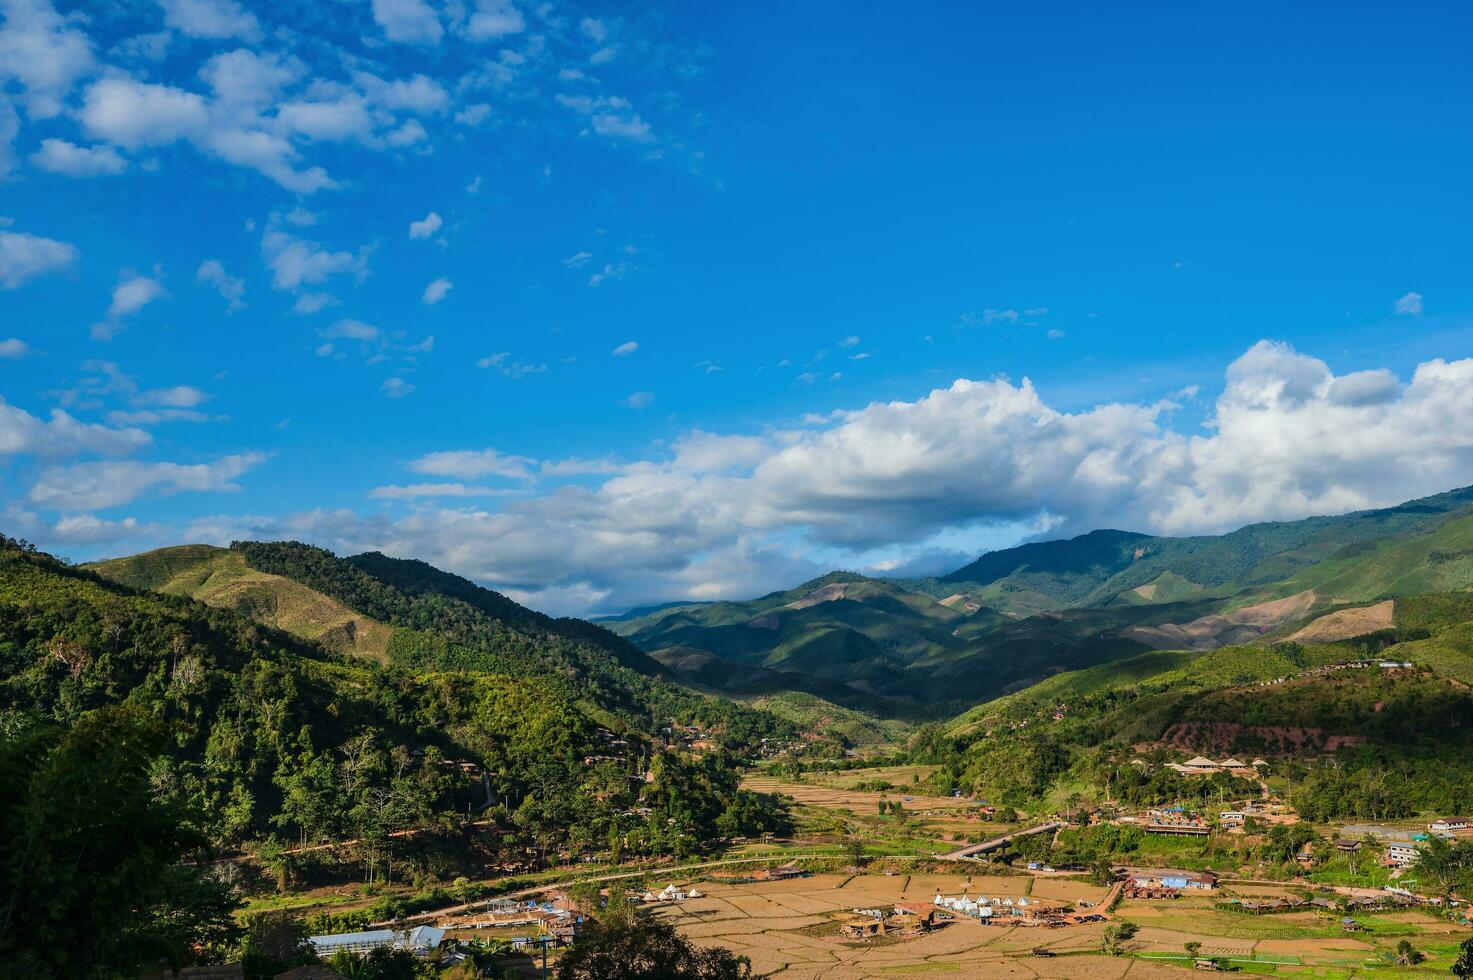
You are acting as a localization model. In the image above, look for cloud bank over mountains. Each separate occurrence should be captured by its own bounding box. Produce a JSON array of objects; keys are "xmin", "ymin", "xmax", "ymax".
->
[{"xmin": 45, "ymin": 339, "xmax": 1459, "ymax": 615}]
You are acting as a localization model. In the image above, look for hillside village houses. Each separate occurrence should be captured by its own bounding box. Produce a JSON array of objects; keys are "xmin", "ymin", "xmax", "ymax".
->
[
  {"xmin": 1430, "ymin": 816, "xmax": 1470, "ymax": 835},
  {"xmin": 1386, "ymin": 841, "xmax": 1421, "ymax": 867}
]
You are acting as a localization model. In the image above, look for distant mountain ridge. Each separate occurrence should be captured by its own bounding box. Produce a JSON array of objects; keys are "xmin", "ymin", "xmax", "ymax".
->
[{"xmin": 611, "ymin": 484, "xmax": 1473, "ymax": 719}]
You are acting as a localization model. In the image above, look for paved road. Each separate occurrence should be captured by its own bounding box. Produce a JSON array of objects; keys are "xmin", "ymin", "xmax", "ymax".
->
[{"xmin": 938, "ymin": 822, "xmax": 1062, "ymax": 861}]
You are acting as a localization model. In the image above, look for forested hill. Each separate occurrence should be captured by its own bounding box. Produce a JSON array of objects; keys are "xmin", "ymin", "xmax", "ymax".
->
[
  {"xmin": 931, "ymin": 484, "xmax": 1473, "ymax": 614},
  {"xmin": 0, "ymin": 536, "xmax": 792, "ymax": 974},
  {"xmin": 94, "ymin": 540, "xmax": 776, "ymax": 742}
]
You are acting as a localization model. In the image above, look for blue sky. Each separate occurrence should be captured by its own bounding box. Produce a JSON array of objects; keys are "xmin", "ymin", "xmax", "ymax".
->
[{"xmin": 3, "ymin": 0, "xmax": 1473, "ymax": 613}]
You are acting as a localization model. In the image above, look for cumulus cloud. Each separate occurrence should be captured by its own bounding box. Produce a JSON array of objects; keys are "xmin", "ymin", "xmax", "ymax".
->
[
  {"xmin": 371, "ymin": 0, "xmax": 443, "ymax": 44},
  {"xmin": 369, "ymin": 482, "xmax": 509, "ymax": 499},
  {"xmin": 158, "ymin": 0, "xmax": 261, "ymax": 41},
  {"xmin": 30, "ymin": 138, "xmax": 127, "ymax": 176},
  {"xmin": 173, "ymin": 341, "xmax": 1473, "ymax": 614},
  {"xmin": 196, "ymin": 259, "xmax": 245, "ymax": 310},
  {"xmin": 477, "ymin": 352, "xmax": 546, "ymax": 378},
  {"xmin": 408, "ymin": 448, "xmax": 535, "ymax": 480},
  {"xmin": 0, "ymin": 0, "xmax": 95, "ymax": 119},
  {"xmin": 408, "ymin": 211, "xmax": 442, "ymax": 240},
  {"xmin": 464, "ymin": 0, "xmax": 525, "ymax": 41},
  {"xmin": 421, "ymin": 277, "xmax": 452, "ymax": 305},
  {"xmin": 80, "ymin": 74, "xmax": 335, "ymax": 193},
  {"xmin": 379, "ymin": 377, "xmax": 414, "ymax": 398},
  {"xmin": 0, "ymin": 338, "xmax": 29, "ymax": 358},
  {"xmin": 0, "ymin": 399, "xmax": 150, "ymax": 457},
  {"xmin": 261, "ymin": 223, "xmax": 368, "ymax": 293},
  {"xmin": 588, "ymin": 262, "xmax": 629, "ymax": 287},
  {"xmin": 29, "ymin": 452, "xmax": 267, "ymax": 510},
  {"xmin": 623, "ymin": 390, "xmax": 654, "ymax": 409},
  {"xmin": 48, "ymin": 513, "xmax": 148, "ymax": 544},
  {"xmin": 1395, "ymin": 291, "xmax": 1423, "ymax": 316},
  {"xmin": 107, "ymin": 274, "xmax": 165, "ymax": 317},
  {"xmin": 80, "ymin": 77, "xmax": 210, "ymax": 148},
  {"xmin": 612, "ymin": 340, "xmax": 638, "ymax": 356},
  {"xmin": 555, "ymin": 94, "xmax": 653, "ymax": 144},
  {"xmin": 0, "ymin": 228, "xmax": 78, "ymax": 289}
]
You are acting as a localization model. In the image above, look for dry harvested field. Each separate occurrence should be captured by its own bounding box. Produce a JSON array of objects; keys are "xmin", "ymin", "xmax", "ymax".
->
[
  {"xmin": 652, "ymin": 873, "xmax": 1466, "ymax": 978},
  {"xmin": 743, "ymin": 774, "xmax": 983, "ymax": 816}
]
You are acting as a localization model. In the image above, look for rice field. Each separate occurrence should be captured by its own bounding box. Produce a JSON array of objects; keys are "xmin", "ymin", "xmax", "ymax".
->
[{"xmin": 651, "ymin": 873, "xmax": 1470, "ymax": 979}]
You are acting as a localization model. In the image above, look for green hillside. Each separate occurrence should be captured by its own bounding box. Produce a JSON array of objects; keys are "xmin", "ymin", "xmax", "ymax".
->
[
  {"xmin": 934, "ymin": 484, "xmax": 1473, "ymax": 615},
  {"xmin": 612, "ymin": 571, "xmax": 1162, "ymax": 716},
  {"xmin": 0, "ymin": 535, "xmax": 794, "ymax": 974},
  {"xmin": 90, "ymin": 544, "xmax": 396, "ymax": 661}
]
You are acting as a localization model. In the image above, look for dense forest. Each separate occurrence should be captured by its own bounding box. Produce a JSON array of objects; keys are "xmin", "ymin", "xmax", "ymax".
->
[{"xmin": 0, "ymin": 537, "xmax": 789, "ymax": 976}]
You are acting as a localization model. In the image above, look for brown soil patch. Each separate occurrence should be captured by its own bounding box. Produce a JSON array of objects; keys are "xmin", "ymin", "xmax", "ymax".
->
[
  {"xmin": 1288, "ymin": 600, "xmax": 1394, "ymax": 644},
  {"xmin": 1124, "ymin": 590, "xmax": 1317, "ymax": 651}
]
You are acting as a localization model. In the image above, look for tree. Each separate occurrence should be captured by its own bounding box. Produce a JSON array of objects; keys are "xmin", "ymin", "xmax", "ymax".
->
[
  {"xmin": 1184, "ymin": 941, "xmax": 1202, "ymax": 958},
  {"xmin": 1453, "ymin": 936, "xmax": 1473, "ymax": 980},
  {"xmin": 1101, "ymin": 921, "xmax": 1139, "ymax": 956},
  {"xmin": 1393, "ymin": 939, "xmax": 1423, "ymax": 966},
  {"xmin": 0, "ymin": 706, "xmax": 241, "ymax": 977},
  {"xmin": 844, "ymin": 836, "xmax": 868, "ymax": 868},
  {"xmin": 555, "ymin": 918, "xmax": 751, "ymax": 980}
]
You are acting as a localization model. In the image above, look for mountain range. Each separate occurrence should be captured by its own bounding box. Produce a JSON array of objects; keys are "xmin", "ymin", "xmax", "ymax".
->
[{"xmin": 606, "ymin": 484, "xmax": 1473, "ymax": 717}]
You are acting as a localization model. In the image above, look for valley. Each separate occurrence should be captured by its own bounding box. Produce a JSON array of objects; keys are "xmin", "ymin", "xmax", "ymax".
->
[{"xmin": 6, "ymin": 485, "xmax": 1473, "ymax": 977}]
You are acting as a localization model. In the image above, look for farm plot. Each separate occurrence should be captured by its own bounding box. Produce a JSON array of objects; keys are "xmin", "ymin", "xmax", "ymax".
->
[{"xmin": 654, "ymin": 874, "xmax": 1469, "ymax": 978}]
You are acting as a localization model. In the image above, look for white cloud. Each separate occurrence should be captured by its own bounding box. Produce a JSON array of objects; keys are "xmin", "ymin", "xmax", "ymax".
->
[
  {"xmin": 80, "ymin": 75, "xmax": 335, "ymax": 193},
  {"xmin": 612, "ymin": 340, "xmax": 638, "ymax": 356},
  {"xmin": 199, "ymin": 49, "xmax": 302, "ymax": 109},
  {"xmin": 408, "ymin": 448, "xmax": 535, "ymax": 480},
  {"xmin": 354, "ymin": 72, "xmax": 449, "ymax": 114},
  {"xmin": 30, "ymin": 139, "xmax": 127, "ymax": 176},
  {"xmin": 158, "ymin": 0, "xmax": 261, "ymax": 40},
  {"xmin": 455, "ymin": 103, "xmax": 491, "ymax": 126},
  {"xmin": 0, "ymin": 97, "xmax": 16, "ymax": 175},
  {"xmin": 0, "ymin": 228, "xmax": 78, "ymax": 289},
  {"xmin": 422, "ymin": 277, "xmax": 452, "ymax": 305},
  {"xmin": 408, "ymin": 211, "xmax": 442, "ymax": 240},
  {"xmin": 292, "ymin": 292, "xmax": 338, "ymax": 315},
  {"xmin": 563, "ymin": 250, "xmax": 592, "ymax": 268},
  {"xmin": 139, "ymin": 384, "xmax": 209, "ymax": 408},
  {"xmin": 196, "ymin": 259, "xmax": 245, "ymax": 310},
  {"xmin": 0, "ymin": 338, "xmax": 29, "ymax": 358},
  {"xmin": 49, "ymin": 513, "xmax": 147, "ymax": 544},
  {"xmin": 963, "ymin": 308, "xmax": 1020, "ymax": 327},
  {"xmin": 623, "ymin": 390, "xmax": 654, "ymax": 409},
  {"xmin": 322, "ymin": 318, "xmax": 381, "ymax": 342},
  {"xmin": 464, "ymin": 0, "xmax": 525, "ymax": 41},
  {"xmin": 0, "ymin": 0, "xmax": 95, "ymax": 119},
  {"xmin": 588, "ymin": 262, "xmax": 629, "ymax": 287},
  {"xmin": 107, "ymin": 274, "xmax": 166, "ymax": 318},
  {"xmin": 477, "ymin": 352, "xmax": 546, "ymax": 378},
  {"xmin": 80, "ymin": 77, "xmax": 209, "ymax": 149},
  {"xmin": 261, "ymin": 225, "xmax": 367, "ymax": 292},
  {"xmin": 555, "ymin": 94, "xmax": 654, "ymax": 144},
  {"xmin": 380, "ymin": 377, "xmax": 414, "ymax": 398},
  {"xmin": 0, "ymin": 399, "xmax": 150, "ymax": 457},
  {"xmin": 386, "ymin": 118, "xmax": 427, "ymax": 147},
  {"xmin": 371, "ymin": 0, "xmax": 443, "ymax": 44},
  {"xmin": 837, "ymin": 335, "xmax": 859, "ymax": 348},
  {"xmin": 370, "ymin": 482, "xmax": 508, "ymax": 499},
  {"xmin": 30, "ymin": 452, "xmax": 267, "ymax": 510},
  {"xmin": 1395, "ymin": 291, "xmax": 1424, "ymax": 316},
  {"xmin": 179, "ymin": 341, "xmax": 1473, "ymax": 614}
]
